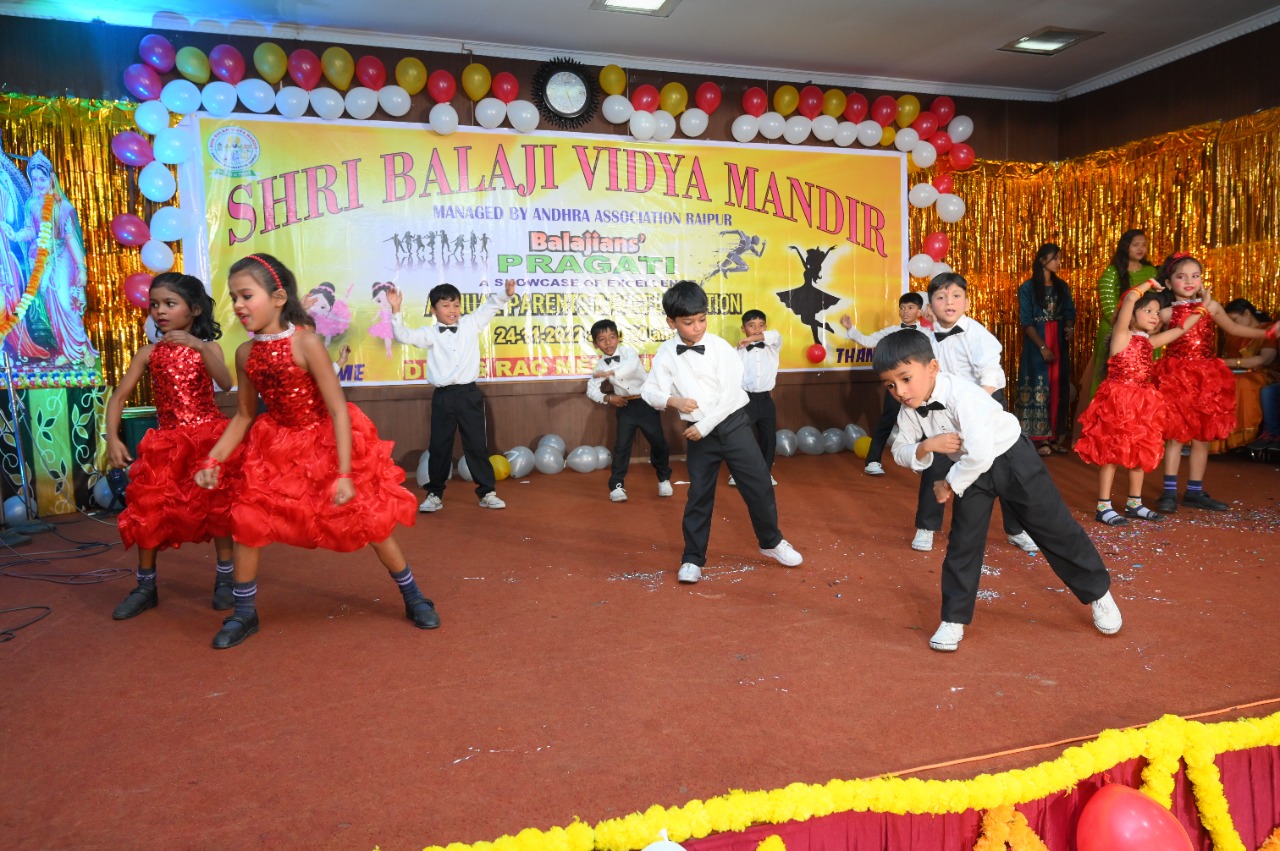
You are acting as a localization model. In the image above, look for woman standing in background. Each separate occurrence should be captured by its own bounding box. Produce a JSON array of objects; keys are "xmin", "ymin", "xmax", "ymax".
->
[{"xmin": 1016, "ymin": 243, "xmax": 1075, "ymax": 454}]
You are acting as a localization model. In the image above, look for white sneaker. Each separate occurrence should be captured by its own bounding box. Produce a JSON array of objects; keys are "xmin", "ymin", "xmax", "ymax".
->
[
  {"xmin": 1007, "ymin": 531, "xmax": 1040, "ymax": 554},
  {"xmin": 727, "ymin": 476, "xmax": 737, "ymax": 487},
  {"xmin": 760, "ymin": 539, "xmax": 803, "ymax": 567},
  {"xmin": 865, "ymin": 461, "xmax": 885, "ymax": 476},
  {"xmin": 677, "ymin": 563, "xmax": 702, "ymax": 583},
  {"xmin": 478, "ymin": 492, "xmax": 506, "ymax": 509},
  {"xmin": 609, "ymin": 485, "xmax": 628, "ymax": 502},
  {"xmin": 911, "ymin": 528, "xmax": 934, "ymax": 551},
  {"xmin": 929, "ymin": 621, "xmax": 965, "ymax": 651},
  {"xmin": 657, "ymin": 480, "xmax": 674, "ymax": 497},
  {"xmin": 419, "ymin": 494, "xmax": 443, "ymax": 513},
  {"xmin": 770, "ymin": 475, "xmax": 778, "ymax": 486},
  {"xmin": 1091, "ymin": 591, "xmax": 1123, "ymax": 635}
]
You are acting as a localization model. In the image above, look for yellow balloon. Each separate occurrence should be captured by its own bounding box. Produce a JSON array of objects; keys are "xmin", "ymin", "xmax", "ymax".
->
[
  {"xmin": 461, "ymin": 63, "xmax": 492, "ymax": 101},
  {"xmin": 773, "ymin": 84, "xmax": 799, "ymax": 117},
  {"xmin": 853, "ymin": 436, "xmax": 872, "ymax": 459},
  {"xmin": 599, "ymin": 64, "xmax": 626, "ymax": 96},
  {"xmin": 321, "ymin": 46, "xmax": 354, "ymax": 90},
  {"xmin": 895, "ymin": 94, "xmax": 921, "ymax": 128},
  {"xmin": 396, "ymin": 57, "xmax": 427, "ymax": 96},
  {"xmin": 659, "ymin": 81, "xmax": 688, "ymax": 116},
  {"xmin": 880, "ymin": 124, "xmax": 896, "ymax": 146},
  {"xmin": 253, "ymin": 42, "xmax": 287, "ymax": 85},
  {"xmin": 175, "ymin": 46, "xmax": 210, "ymax": 84},
  {"xmin": 490, "ymin": 454, "xmax": 511, "ymax": 481},
  {"xmin": 822, "ymin": 88, "xmax": 846, "ymax": 118}
]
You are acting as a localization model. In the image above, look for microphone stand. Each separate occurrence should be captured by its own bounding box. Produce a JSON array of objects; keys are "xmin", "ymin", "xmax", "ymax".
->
[{"xmin": 2, "ymin": 353, "xmax": 53, "ymax": 538}]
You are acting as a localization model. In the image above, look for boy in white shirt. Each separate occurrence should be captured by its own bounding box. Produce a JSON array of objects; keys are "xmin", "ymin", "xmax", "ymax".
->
[
  {"xmin": 642, "ymin": 281, "xmax": 802, "ymax": 584},
  {"xmin": 388, "ymin": 279, "xmax": 516, "ymax": 512},
  {"xmin": 875, "ymin": 329, "xmax": 1121, "ymax": 652},
  {"xmin": 733, "ymin": 309, "xmax": 782, "ymax": 487},
  {"xmin": 587, "ymin": 319, "xmax": 673, "ymax": 502}
]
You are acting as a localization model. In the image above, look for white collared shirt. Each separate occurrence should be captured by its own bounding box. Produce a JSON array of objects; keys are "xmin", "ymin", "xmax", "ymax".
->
[
  {"xmin": 738, "ymin": 329, "xmax": 782, "ymax": 392},
  {"xmin": 890, "ymin": 372, "xmax": 1021, "ymax": 497},
  {"xmin": 838, "ymin": 321, "xmax": 930, "ymax": 348},
  {"xmin": 587, "ymin": 345, "xmax": 648, "ymax": 402},
  {"xmin": 642, "ymin": 332, "xmax": 748, "ymax": 437},
  {"xmin": 932, "ymin": 315, "xmax": 1006, "ymax": 390},
  {"xmin": 390, "ymin": 290, "xmax": 510, "ymax": 386}
]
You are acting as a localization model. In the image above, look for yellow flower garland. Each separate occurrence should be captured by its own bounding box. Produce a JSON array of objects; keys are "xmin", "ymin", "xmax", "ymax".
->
[
  {"xmin": 0, "ymin": 193, "xmax": 54, "ymax": 338},
  {"xmin": 407, "ymin": 711, "xmax": 1280, "ymax": 851}
]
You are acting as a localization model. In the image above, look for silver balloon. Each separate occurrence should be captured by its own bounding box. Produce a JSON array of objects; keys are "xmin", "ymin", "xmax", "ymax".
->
[
  {"xmin": 503, "ymin": 446, "xmax": 535, "ymax": 478},
  {"xmin": 843, "ymin": 424, "xmax": 867, "ymax": 451},
  {"xmin": 594, "ymin": 446, "xmax": 612, "ymax": 470},
  {"xmin": 537, "ymin": 434, "xmax": 566, "ymax": 454},
  {"xmin": 822, "ymin": 428, "xmax": 845, "ymax": 454},
  {"xmin": 457, "ymin": 455, "xmax": 474, "ymax": 482},
  {"xmin": 415, "ymin": 451, "xmax": 452, "ymax": 486},
  {"xmin": 567, "ymin": 445, "xmax": 597, "ymax": 473},
  {"xmin": 775, "ymin": 428, "xmax": 797, "ymax": 457},
  {"xmin": 534, "ymin": 446, "xmax": 565, "ymax": 475},
  {"xmin": 796, "ymin": 425, "xmax": 823, "ymax": 455}
]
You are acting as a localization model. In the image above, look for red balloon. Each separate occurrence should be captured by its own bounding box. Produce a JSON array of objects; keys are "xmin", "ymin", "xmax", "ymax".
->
[
  {"xmin": 630, "ymin": 84, "xmax": 659, "ymax": 113},
  {"xmin": 843, "ymin": 92, "xmax": 868, "ymax": 123},
  {"xmin": 427, "ymin": 69, "xmax": 457, "ymax": 103},
  {"xmin": 695, "ymin": 81, "xmax": 722, "ymax": 114},
  {"xmin": 932, "ymin": 172, "xmax": 955, "ymax": 194},
  {"xmin": 138, "ymin": 34, "xmax": 175, "ymax": 73},
  {"xmin": 110, "ymin": 214, "xmax": 150, "ymax": 247},
  {"xmin": 356, "ymin": 56, "xmax": 386, "ymax": 91},
  {"xmin": 913, "ymin": 110, "xmax": 938, "ymax": 139},
  {"xmin": 110, "ymin": 131, "xmax": 154, "ymax": 168},
  {"xmin": 798, "ymin": 85, "xmax": 823, "ymax": 120},
  {"xmin": 123, "ymin": 63, "xmax": 163, "ymax": 102},
  {"xmin": 491, "ymin": 71, "xmax": 519, "ymax": 104},
  {"xmin": 805, "ymin": 344, "xmax": 827, "ymax": 364},
  {"xmin": 922, "ymin": 232, "xmax": 950, "ymax": 262},
  {"xmin": 209, "ymin": 44, "xmax": 246, "ymax": 84},
  {"xmin": 950, "ymin": 143, "xmax": 976, "ymax": 170},
  {"xmin": 123, "ymin": 273, "xmax": 154, "ymax": 310},
  {"xmin": 930, "ymin": 95, "xmax": 956, "ymax": 125},
  {"xmin": 288, "ymin": 49, "xmax": 322, "ymax": 91},
  {"xmin": 1077, "ymin": 784, "xmax": 1194, "ymax": 851},
  {"xmin": 741, "ymin": 86, "xmax": 767, "ymax": 118},
  {"xmin": 870, "ymin": 95, "xmax": 897, "ymax": 127},
  {"xmin": 930, "ymin": 131, "xmax": 953, "ymax": 156}
]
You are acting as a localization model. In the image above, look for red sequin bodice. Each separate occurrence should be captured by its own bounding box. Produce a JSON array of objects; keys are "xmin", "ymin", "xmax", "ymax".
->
[
  {"xmin": 1165, "ymin": 301, "xmax": 1215, "ymax": 360},
  {"xmin": 1105, "ymin": 334, "xmax": 1156, "ymax": 385},
  {"xmin": 149, "ymin": 343, "xmax": 225, "ymax": 430},
  {"xmin": 245, "ymin": 336, "xmax": 328, "ymax": 429}
]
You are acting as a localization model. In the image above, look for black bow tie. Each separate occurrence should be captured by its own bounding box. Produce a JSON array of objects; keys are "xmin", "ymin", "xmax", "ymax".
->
[
  {"xmin": 901, "ymin": 323, "xmax": 915, "ymax": 329},
  {"xmin": 439, "ymin": 325, "xmax": 458, "ymax": 334},
  {"xmin": 934, "ymin": 325, "xmax": 963, "ymax": 342},
  {"xmin": 676, "ymin": 344, "xmax": 705, "ymax": 355},
  {"xmin": 746, "ymin": 342, "xmax": 765, "ymax": 350},
  {"xmin": 602, "ymin": 355, "xmax": 620, "ymax": 364},
  {"xmin": 916, "ymin": 400, "xmax": 946, "ymax": 417}
]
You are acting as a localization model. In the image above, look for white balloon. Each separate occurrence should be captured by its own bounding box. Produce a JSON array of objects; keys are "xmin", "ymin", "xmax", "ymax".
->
[
  {"xmin": 236, "ymin": 79, "xmax": 275, "ymax": 114},
  {"xmin": 377, "ymin": 85, "xmax": 410, "ymax": 117},
  {"xmin": 936, "ymin": 193, "xmax": 967, "ymax": 223},
  {"xmin": 200, "ymin": 81, "xmax": 236, "ymax": 117},
  {"xmin": 833, "ymin": 120, "xmax": 857, "ymax": 147},
  {"xmin": 783, "ymin": 115, "xmax": 812, "ymax": 145},
  {"xmin": 457, "ymin": 455, "xmax": 473, "ymax": 482},
  {"xmin": 811, "ymin": 114, "xmax": 838, "ymax": 142},
  {"xmin": 731, "ymin": 114, "xmax": 759, "ymax": 143},
  {"xmin": 143, "ymin": 316, "xmax": 163, "ymax": 343},
  {"xmin": 429, "ymin": 102, "xmax": 459, "ymax": 135},
  {"xmin": 908, "ymin": 183, "xmax": 939, "ymax": 208},
  {"xmin": 894, "ymin": 127, "xmax": 919, "ymax": 152},
  {"xmin": 932, "ymin": 261, "xmax": 954, "ymax": 277},
  {"xmin": 475, "ymin": 96, "xmax": 506, "ymax": 129},
  {"xmin": 138, "ymin": 160, "xmax": 176, "ymax": 202},
  {"xmin": 948, "ymin": 114, "xmax": 974, "ymax": 143},
  {"xmin": 912, "ymin": 140, "xmax": 938, "ymax": 168},
  {"xmin": 758, "ymin": 111, "xmax": 785, "ymax": 140},
  {"xmin": 344, "ymin": 86, "xmax": 377, "ymax": 120},
  {"xmin": 152, "ymin": 127, "xmax": 192, "ymax": 164},
  {"xmin": 310, "ymin": 87, "xmax": 344, "ymax": 120},
  {"xmin": 276, "ymin": 86, "xmax": 309, "ymax": 119},
  {"xmin": 652, "ymin": 110, "xmax": 676, "ymax": 141},
  {"xmin": 160, "ymin": 79, "xmax": 201, "ymax": 114},
  {"xmin": 140, "ymin": 239, "xmax": 175, "ymax": 273},
  {"xmin": 908, "ymin": 253, "xmax": 935, "ymax": 279},
  {"xmin": 506, "ymin": 100, "xmax": 539, "ymax": 133},
  {"xmin": 134, "ymin": 100, "xmax": 170, "ymax": 135},
  {"xmin": 678, "ymin": 106, "xmax": 708, "ymax": 137},
  {"xmin": 593, "ymin": 446, "xmax": 612, "ymax": 470},
  {"xmin": 629, "ymin": 111, "xmax": 655, "ymax": 140},
  {"xmin": 602, "ymin": 93, "xmax": 633, "ymax": 124},
  {"xmin": 149, "ymin": 206, "xmax": 186, "ymax": 242},
  {"xmin": 856, "ymin": 119, "xmax": 882, "ymax": 146}
]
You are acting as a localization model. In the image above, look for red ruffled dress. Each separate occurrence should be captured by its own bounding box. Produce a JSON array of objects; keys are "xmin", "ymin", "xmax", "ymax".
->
[
  {"xmin": 1154, "ymin": 300, "xmax": 1236, "ymax": 443},
  {"xmin": 231, "ymin": 333, "xmax": 416, "ymax": 552},
  {"xmin": 1075, "ymin": 334, "xmax": 1168, "ymax": 471},
  {"xmin": 117, "ymin": 343, "xmax": 236, "ymax": 551}
]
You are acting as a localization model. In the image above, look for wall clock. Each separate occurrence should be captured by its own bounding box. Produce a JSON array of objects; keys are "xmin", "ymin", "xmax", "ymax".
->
[{"xmin": 531, "ymin": 57, "xmax": 598, "ymax": 129}]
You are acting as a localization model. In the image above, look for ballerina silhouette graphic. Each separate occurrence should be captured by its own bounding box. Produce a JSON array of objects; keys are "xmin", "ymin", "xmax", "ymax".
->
[{"xmin": 777, "ymin": 245, "xmax": 841, "ymax": 344}]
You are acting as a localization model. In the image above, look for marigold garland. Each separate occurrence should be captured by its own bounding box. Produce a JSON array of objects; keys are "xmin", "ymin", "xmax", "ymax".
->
[
  {"xmin": 1260, "ymin": 827, "xmax": 1280, "ymax": 851},
  {"xmin": 755, "ymin": 836, "xmax": 787, "ymax": 851},
  {"xmin": 0, "ymin": 193, "xmax": 54, "ymax": 338},
  {"xmin": 974, "ymin": 805, "xmax": 1050, "ymax": 851}
]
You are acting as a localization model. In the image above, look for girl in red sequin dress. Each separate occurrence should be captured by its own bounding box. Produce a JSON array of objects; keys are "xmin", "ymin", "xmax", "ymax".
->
[
  {"xmin": 1153, "ymin": 253, "xmax": 1274, "ymax": 513},
  {"xmin": 195, "ymin": 253, "xmax": 431, "ymax": 650},
  {"xmin": 106, "ymin": 273, "xmax": 238, "ymax": 620},
  {"xmin": 1075, "ymin": 281, "xmax": 1202, "ymax": 526}
]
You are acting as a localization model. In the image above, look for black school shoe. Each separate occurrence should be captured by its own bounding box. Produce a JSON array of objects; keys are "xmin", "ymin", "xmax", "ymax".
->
[
  {"xmin": 1155, "ymin": 495, "xmax": 1178, "ymax": 514},
  {"xmin": 112, "ymin": 586, "xmax": 157, "ymax": 620},
  {"xmin": 406, "ymin": 598, "xmax": 441, "ymax": 629},
  {"xmin": 211, "ymin": 612, "xmax": 259, "ymax": 649},
  {"xmin": 1182, "ymin": 491, "xmax": 1229, "ymax": 511},
  {"xmin": 212, "ymin": 579, "xmax": 235, "ymax": 611}
]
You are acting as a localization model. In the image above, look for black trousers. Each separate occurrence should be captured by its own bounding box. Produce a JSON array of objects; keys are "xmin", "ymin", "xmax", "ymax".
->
[
  {"xmin": 939, "ymin": 435, "xmax": 1111, "ymax": 623},
  {"xmin": 682, "ymin": 407, "xmax": 782, "ymax": 566},
  {"xmin": 744, "ymin": 390, "xmax": 777, "ymax": 469},
  {"xmin": 427, "ymin": 383, "xmax": 496, "ymax": 498},
  {"xmin": 866, "ymin": 390, "xmax": 900, "ymax": 465},
  {"xmin": 609, "ymin": 400, "xmax": 672, "ymax": 490}
]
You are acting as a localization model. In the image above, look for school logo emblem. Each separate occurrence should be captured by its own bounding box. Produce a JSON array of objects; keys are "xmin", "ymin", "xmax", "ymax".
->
[{"xmin": 208, "ymin": 126, "xmax": 261, "ymax": 177}]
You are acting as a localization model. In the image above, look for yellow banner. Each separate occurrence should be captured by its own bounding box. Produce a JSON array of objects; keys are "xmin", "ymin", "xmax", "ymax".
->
[{"xmin": 183, "ymin": 115, "xmax": 907, "ymax": 384}]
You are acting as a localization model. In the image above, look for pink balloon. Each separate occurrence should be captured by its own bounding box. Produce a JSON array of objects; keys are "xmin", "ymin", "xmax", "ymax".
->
[
  {"xmin": 138, "ymin": 34, "xmax": 175, "ymax": 73},
  {"xmin": 843, "ymin": 92, "xmax": 868, "ymax": 123},
  {"xmin": 931, "ymin": 95, "xmax": 956, "ymax": 125},
  {"xmin": 209, "ymin": 44, "xmax": 246, "ymax": 84},
  {"xmin": 123, "ymin": 63, "xmax": 163, "ymax": 102},
  {"xmin": 110, "ymin": 131, "xmax": 155, "ymax": 168},
  {"xmin": 123, "ymin": 273, "xmax": 154, "ymax": 310},
  {"xmin": 1077, "ymin": 785, "xmax": 1194, "ymax": 851},
  {"xmin": 110, "ymin": 214, "xmax": 151, "ymax": 247}
]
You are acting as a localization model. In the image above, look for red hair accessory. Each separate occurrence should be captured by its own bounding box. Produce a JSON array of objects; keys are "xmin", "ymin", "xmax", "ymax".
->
[
  {"xmin": 1171, "ymin": 251, "xmax": 1192, "ymax": 260},
  {"xmin": 246, "ymin": 254, "xmax": 283, "ymax": 291}
]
